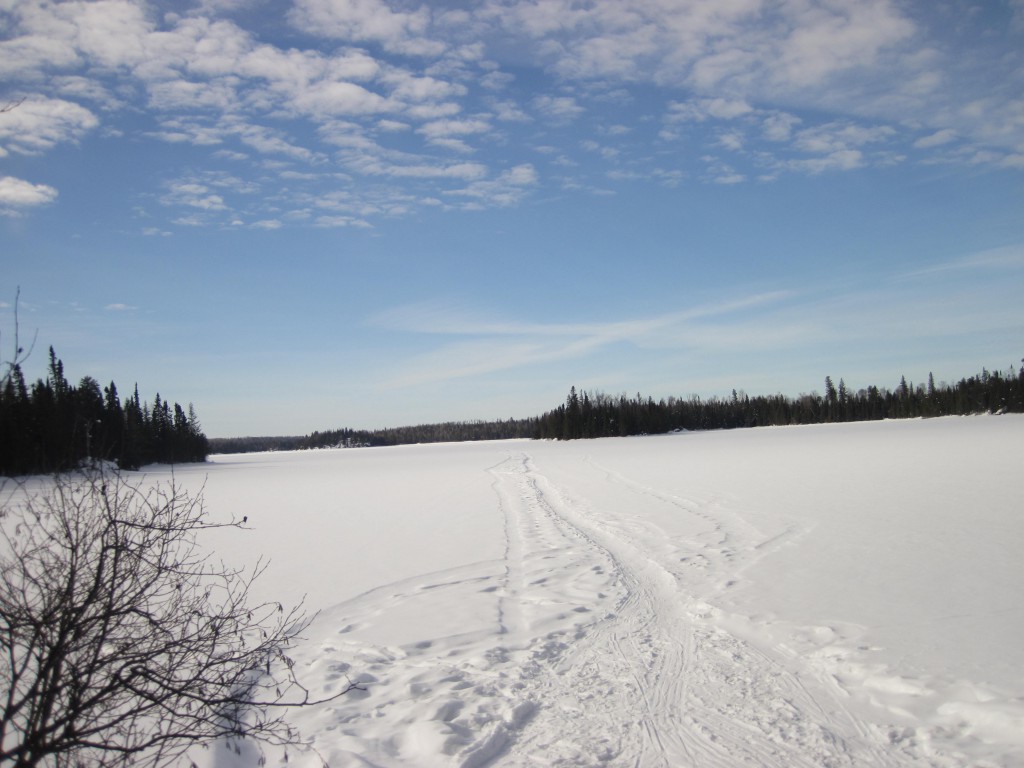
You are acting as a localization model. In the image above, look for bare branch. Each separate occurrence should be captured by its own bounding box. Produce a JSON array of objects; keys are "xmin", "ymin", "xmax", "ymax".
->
[
  {"xmin": 0, "ymin": 468, "xmax": 356, "ymax": 768},
  {"xmin": 1, "ymin": 288, "xmax": 38, "ymax": 389}
]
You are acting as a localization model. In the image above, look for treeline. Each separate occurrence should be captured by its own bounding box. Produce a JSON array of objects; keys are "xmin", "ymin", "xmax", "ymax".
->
[
  {"xmin": 1, "ymin": 347, "xmax": 209, "ymax": 475},
  {"xmin": 209, "ymin": 421, "xmax": 536, "ymax": 455},
  {"xmin": 207, "ymin": 421, "xmax": 539, "ymax": 456},
  {"xmin": 536, "ymin": 365, "xmax": 1024, "ymax": 440},
  {"xmin": 207, "ymin": 435, "xmax": 306, "ymax": 454},
  {"xmin": 301, "ymin": 418, "xmax": 539, "ymax": 450},
  {"xmin": 214, "ymin": 362, "xmax": 1024, "ymax": 456}
]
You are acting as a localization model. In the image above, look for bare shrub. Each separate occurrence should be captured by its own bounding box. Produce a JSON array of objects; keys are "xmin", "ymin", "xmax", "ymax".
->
[{"xmin": 0, "ymin": 470, "xmax": 357, "ymax": 767}]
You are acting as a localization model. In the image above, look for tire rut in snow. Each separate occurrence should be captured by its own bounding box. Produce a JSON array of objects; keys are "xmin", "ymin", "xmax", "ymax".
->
[
  {"xmin": 488, "ymin": 452, "xmax": 901, "ymax": 767},
  {"xmin": 489, "ymin": 452, "xmax": 702, "ymax": 765}
]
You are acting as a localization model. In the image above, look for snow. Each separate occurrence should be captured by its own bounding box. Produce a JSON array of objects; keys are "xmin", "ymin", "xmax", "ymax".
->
[{"xmin": 134, "ymin": 416, "xmax": 1024, "ymax": 766}]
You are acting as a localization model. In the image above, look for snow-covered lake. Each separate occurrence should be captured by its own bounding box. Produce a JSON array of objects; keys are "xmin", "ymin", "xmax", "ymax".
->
[{"xmin": 151, "ymin": 416, "xmax": 1023, "ymax": 767}]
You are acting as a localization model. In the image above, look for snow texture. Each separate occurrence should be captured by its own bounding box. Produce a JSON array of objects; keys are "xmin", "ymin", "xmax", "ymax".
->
[{"xmin": 145, "ymin": 416, "xmax": 1023, "ymax": 767}]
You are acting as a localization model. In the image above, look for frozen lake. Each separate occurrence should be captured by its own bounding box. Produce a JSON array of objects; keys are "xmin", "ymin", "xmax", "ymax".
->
[{"xmin": 144, "ymin": 415, "xmax": 1024, "ymax": 766}]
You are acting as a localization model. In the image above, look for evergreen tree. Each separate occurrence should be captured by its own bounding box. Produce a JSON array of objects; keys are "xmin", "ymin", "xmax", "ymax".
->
[
  {"xmin": 0, "ymin": 349, "xmax": 210, "ymax": 475},
  {"xmin": 824, "ymin": 376, "xmax": 838, "ymax": 422}
]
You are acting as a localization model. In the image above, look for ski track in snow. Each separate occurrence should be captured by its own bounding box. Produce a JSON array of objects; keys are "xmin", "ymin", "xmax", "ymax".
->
[{"xmin": 274, "ymin": 449, "xmax": 979, "ymax": 768}]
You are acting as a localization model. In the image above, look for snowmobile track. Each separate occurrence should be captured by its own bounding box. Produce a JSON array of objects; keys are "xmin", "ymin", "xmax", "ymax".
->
[{"xmin": 486, "ymin": 451, "xmax": 904, "ymax": 767}]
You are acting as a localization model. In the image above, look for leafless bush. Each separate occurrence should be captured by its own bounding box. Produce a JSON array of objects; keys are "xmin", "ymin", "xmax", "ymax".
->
[{"xmin": 0, "ymin": 470, "xmax": 357, "ymax": 767}]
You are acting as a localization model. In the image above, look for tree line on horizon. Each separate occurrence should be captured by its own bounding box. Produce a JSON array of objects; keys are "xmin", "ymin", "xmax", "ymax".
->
[
  {"xmin": 5, "ymin": 341, "xmax": 1017, "ymax": 469},
  {"xmin": 0, "ymin": 347, "xmax": 209, "ymax": 475},
  {"xmin": 208, "ymin": 359, "xmax": 1024, "ymax": 455},
  {"xmin": 535, "ymin": 364, "xmax": 1024, "ymax": 440},
  {"xmin": 209, "ymin": 418, "xmax": 539, "ymax": 454}
]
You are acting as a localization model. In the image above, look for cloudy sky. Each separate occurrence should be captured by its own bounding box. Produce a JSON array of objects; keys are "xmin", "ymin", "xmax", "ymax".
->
[{"xmin": 1, "ymin": 0, "xmax": 1023, "ymax": 437}]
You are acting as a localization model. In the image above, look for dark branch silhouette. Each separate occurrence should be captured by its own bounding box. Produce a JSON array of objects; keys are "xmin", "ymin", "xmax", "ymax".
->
[{"xmin": 0, "ymin": 470, "xmax": 360, "ymax": 768}]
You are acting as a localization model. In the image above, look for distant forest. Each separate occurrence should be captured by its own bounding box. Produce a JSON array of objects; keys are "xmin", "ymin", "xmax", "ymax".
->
[
  {"xmin": 0, "ymin": 347, "xmax": 209, "ymax": 475},
  {"xmin": 533, "ymin": 366, "xmax": 1024, "ymax": 440},
  {"xmin": 208, "ymin": 419, "xmax": 538, "ymax": 454},
  {"xmin": 210, "ymin": 360, "xmax": 1024, "ymax": 454},
  {"xmin": 4, "ymin": 339, "xmax": 1020, "ymax": 472}
]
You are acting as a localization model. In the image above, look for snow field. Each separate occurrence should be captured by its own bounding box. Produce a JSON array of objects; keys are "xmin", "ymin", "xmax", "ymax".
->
[{"xmin": 152, "ymin": 416, "xmax": 1023, "ymax": 767}]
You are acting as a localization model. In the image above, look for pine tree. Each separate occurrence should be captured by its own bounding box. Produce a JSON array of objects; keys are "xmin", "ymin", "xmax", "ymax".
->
[{"xmin": 824, "ymin": 376, "xmax": 838, "ymax": 422}]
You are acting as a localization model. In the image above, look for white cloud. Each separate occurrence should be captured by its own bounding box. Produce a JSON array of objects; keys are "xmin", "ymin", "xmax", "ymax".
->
[
  {"xmin": 385, "ymin": 71, "xmax": 465, "ymax": 103},
  {"xmin": 147, "ymin": 120, "xmax": 225, "ymax": 146},
  {"xmin": 704, "ymin": 98, "xmax": 753, "ymax": 120},
  {"xmin": 288, "ymin": 0, "xmax": 444, "ymax": 57},
  {"xmin": 0, "ymin": 97, "xmax": 98, "ymax": 155},
  {"xmin": 404, "ymin": 101, "xmax": 462, "ymax": 121},
  {"xmin": 665, "ymin": 98, "xmax": 753, "ymax": 124},
  {"xmin": 717, "ymin": 131, "xmax": 744, "ymax": 151},
  {"xmin": 377, "ymin": 119, "xmax": 410, "ymax": 132},
  {"xmin": 146, "ymin": 78, "xmax": 239, "ymax": 111},
  {"xmin": 213, "ymin": 149, "xmax": 249, "ymax": 161},
  {"xmin": 769, "ymin": 0, "xmax": 916, "ymax": 89},
  {"xmin": 792, "ymin": 122, "xmax": 895, "ymax": 155},
  {"xmin": 480, "ymin": 0, "xmax": 1024, "ymax": 165},
  {"xmin": 551, "ymin": 19, "xmax": 660, "ymax": 80},
  {"xmin": 52, "ymin": 75, "xmax": 123, "ymax": 109},
  {"xmin": 172, "ymin": 214, "xmax": 208, "ymax": 226},
  {"xmin": 532, "ymin": 95, "xmax": 584, "ymax": 122},
  {"xmin": 315, "ymin": 214, "xmax": 372, "ymax": 228},
  {"xmin": 0, "ymin": 33, "xmax": 80, "ymax": 78},
  {"xmin": 652, "ymin": 168, "xmax": 684, "ymax": 187},
  {"xmin": 914, "ymin": 128, "xmax": 957, "ymax": 149},
  {"xmin": 902, "ymin": 244, "xmax": 1024, "ymax": 277},
  {"xmin": 162, "ymin": 180, "xmax": 228, "ymax": 211},
  {"xmin": 488, "ymin": 98, "xmax": 530, "ymax": 123},
  {"xmin": 488, "ymin": 0, "xmax": 916, "ymax": 99},
  {"xmin": 417, "ymin": 117, "xmax": 491, "ymax": 145},
  {"xmin": 426, "ymin": 137, "xmax": 472, "ymax": 153},
  {"xmin": 446, "ymin": 163, "xmax": 538, "ymax": 207},
  {"xmin": 761, "ymin": 112, "xmax": 801, "ymax": 141},
  {"xmin": 0, "ymin": 0, "xmax": 1019, "ymax": 233},
  {"xmin": 701, "ymin": 156, "xmax": 746, "ymax": 184},
  {"xmin": 480, "ymin": 70, "xmax": 514, "ymax": 90},
  {"xmin": 229, "ymin": 121, "xmax": 323, "ymax": 162},
  {"xmin": 0, "ymin": 175, "xmax": 59, "ymax": 209},
  {"xmin": 288, "ymin": 79, "xmax": 393, "ymax": 118},
  {"xmin": 788, "ymin": 149, "xmax": 864, "ymax": 174},
  {"xmin": 662, "ymin": 101, "xmax": 898, "ymax": 177},
  {"xmin": 503, "ymin": 164, "xmax": 538, "ymax": 185},
  {"xmin": 348, "ymin": 156, "xmax": 488, "ymax": 180},
  {"xmin": 0, "ymin": 0, "xmax": 152, "ymax": 85},
  {"xmin": 369, "ymin": 291, "xmax": 794, "ymax": 385}
]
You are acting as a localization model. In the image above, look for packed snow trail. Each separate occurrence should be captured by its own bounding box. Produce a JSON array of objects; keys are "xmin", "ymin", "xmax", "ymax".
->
[{"xmin": 484, "ymin": 452, "xmax": 898, "ymax": 767}]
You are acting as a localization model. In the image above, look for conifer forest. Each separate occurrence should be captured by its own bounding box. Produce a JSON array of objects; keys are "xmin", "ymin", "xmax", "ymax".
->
[
  {"xmin": 0, "ymin": 347, "xmax": 208, "ymax": 475},
  {"xmin": 3, "ymin": 339, "xmax": 1021, "ymax": 473},
  {"xmin": 274, "ymin": 361, "xmax": 1024, "ymax": 451}
]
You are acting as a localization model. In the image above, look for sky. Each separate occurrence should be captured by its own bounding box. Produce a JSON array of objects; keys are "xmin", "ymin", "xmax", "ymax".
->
[{"xmin": 1, "ymin": 0, "xmax": 1023, "ymax": 438}]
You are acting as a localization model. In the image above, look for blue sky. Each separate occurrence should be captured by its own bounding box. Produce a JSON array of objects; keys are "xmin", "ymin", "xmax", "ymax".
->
[{"xmin": 1, "ymin": 0, "xmax": 1022, "ymax": 437}]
